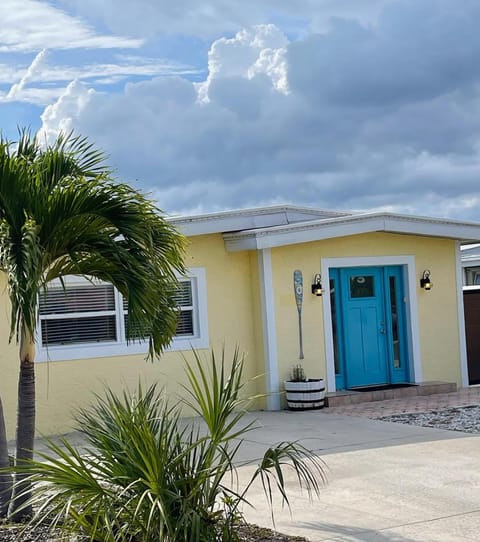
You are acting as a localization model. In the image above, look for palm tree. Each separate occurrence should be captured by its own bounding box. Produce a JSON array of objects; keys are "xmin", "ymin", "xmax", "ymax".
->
[
  {"xmin": 0, "ymin": 397, "xmax": 11, "ymax": 518},
  {"xmin": 0, "ymin": 130, "xmax": 186, "ymax": 519}
]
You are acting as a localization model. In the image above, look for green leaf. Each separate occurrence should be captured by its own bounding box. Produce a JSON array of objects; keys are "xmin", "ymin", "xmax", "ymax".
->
[{"xmin": 11, "ymin": 348, "xmax": 327, "ymax": 540}]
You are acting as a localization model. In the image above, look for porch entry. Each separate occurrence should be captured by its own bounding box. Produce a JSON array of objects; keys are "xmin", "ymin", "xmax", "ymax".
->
[{"xmin": 330, "ymin": 265, "xmax": 409, "ymax": 389}]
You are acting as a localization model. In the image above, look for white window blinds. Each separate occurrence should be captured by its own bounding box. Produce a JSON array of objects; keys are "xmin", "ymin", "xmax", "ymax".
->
[
  {"xmin": 39, "ymin": 285, "xmax": 117, "ymax": 345},
  {"xmin": 36, "ymin": 268, "xmax": 208, "ymax": 360},
  {"xmin": 173, "ymin": 280, "xmax": 194, "ymax": 336}
]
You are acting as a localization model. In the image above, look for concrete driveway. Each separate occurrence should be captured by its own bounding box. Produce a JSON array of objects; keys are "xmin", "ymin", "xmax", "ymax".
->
[{"xmin": 234, "ymin": 409, "xmax": 480, "ymax": 542}]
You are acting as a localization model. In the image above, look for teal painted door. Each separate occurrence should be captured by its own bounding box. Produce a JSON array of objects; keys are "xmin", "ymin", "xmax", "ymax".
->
[
  {"xmin": 340, "ymin": 267, "xmax": 388, "ymax": 388},
  {"xmin": 331, "ymin": 265, "xmax": 409, "ymax": 389}
]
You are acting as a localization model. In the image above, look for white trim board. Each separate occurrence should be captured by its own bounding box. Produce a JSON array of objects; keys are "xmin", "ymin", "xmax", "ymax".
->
[
  {"xmin": 456, "ymin": 241, "xmax": 469, "ymax": 387},
  {"xmin": 258, "ymin": 249, "xmax": 281, "ymax": 410},
  {"xmin": 224, "ymin": 212, "xmax": 480, "ymax": 251},
  {"xmin": 171, "ymin": 205, "xmax": 348, "ymax": 237}
]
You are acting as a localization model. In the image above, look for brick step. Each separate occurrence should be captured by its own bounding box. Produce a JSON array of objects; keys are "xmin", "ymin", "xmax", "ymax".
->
[{"xmin": 325, "ymin": 381, "xmax": 457, "ymax": 408}]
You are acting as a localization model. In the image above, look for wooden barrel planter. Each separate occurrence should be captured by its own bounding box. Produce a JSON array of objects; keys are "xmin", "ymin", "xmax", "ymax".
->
[{"xmin": 284, "ymin": 379, "xmax": 325, "ymax": 410}]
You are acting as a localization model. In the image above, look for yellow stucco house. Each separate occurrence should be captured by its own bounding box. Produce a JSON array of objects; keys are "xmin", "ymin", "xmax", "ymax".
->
[{"xmin": 1, "ymin": 205, "xmax": 480, "ymax": 438}]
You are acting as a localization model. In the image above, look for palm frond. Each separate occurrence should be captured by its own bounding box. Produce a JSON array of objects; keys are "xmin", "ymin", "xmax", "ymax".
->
[
  {"xmin": 0, "ymin": 129, "xmax": 186, "ymax": 354},
  {"xmin": 12, "ymin": 349, "xmax": 327, "ymax": 540},
  {"xmin": 183, "ymin": 347, "xmax": 259, "ymax": 445}
]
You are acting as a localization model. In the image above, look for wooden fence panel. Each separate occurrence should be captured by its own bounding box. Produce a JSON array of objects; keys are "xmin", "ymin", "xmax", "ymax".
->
[{"xmin": 464, "ymin": 289, "xmax": 480, "ymax": 384}]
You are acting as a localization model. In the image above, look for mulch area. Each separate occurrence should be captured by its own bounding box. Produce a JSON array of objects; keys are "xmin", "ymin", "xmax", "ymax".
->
[{"xmin": 0, "ymin": 522, "xmax": 309, "ymax": 541}]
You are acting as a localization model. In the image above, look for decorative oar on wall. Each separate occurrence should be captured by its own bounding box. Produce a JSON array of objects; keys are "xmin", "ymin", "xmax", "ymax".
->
[{"xmin": 293, "ymin": 269, "xmax": 304, "ymax": 360}]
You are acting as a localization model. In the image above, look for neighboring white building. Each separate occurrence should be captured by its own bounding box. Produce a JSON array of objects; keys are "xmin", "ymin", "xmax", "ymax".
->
[{"xmin": 461, "ymin": 245, "xmax": 480, "ymax": 286}]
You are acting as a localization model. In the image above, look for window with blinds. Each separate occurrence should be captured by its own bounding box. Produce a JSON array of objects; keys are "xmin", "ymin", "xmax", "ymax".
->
[
  {"xmin": 173, "ymin": 280, "xmax": 194, "ymax": 336},
  {"xmin": 122, "ymin": 279, "xmax": 194, "ymax": 338},
  {"xmin": 36, "ymin": 268, "xmax": 208, "ymax": 360},
  {"xmin": 39, "ymin": 279, "xmax": 197, "ymax": 347},
  {"xmin": 39, "ymin": 284, "xmax": 117, "ymax": 346}
]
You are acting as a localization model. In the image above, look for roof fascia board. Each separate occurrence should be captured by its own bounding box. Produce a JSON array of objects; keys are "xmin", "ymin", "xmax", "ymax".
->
[
  {"xmin": 174, "ymin": 214, "xmax": 288, "ymax": 237},
  {"xmin": 382, "ymin": 216, "xmax": 480, "ymax": 242},
  {"xmin": 224, "ymin": 213, "xmax": 480, "ymax": 252},
  {"xmin": 170, "ymin": 205, "xmax": 348, "ymax": 236},
  {"xmin": 225, "ymin": 217, "xmax": 385, "ymax": 251}
]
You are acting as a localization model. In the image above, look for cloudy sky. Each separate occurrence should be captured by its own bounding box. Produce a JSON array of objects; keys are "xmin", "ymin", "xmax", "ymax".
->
[{"xmin": 1, "ymin": 0, "xmax": 480, "ymax": 220}]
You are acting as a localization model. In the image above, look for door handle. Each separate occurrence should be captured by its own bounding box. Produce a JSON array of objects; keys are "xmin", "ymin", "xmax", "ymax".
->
[{"xmin": 379, "ymin": 321, "xmax": 385, "ymax": 334}]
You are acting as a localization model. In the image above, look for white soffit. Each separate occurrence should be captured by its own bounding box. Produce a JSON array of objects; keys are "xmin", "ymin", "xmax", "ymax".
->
[
  {"xmin": 169, "ymin": 205, "xmax": 350, "ymax": 236},
  {"xmin": 223, "ymin": 212, "xmax": 480, "ymax": 252}
]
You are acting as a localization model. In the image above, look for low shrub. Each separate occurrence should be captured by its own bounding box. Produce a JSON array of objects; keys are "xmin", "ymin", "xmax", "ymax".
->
[{"xmin": 13, "ymin": 348, "xmax": 326, "ymax": 541}]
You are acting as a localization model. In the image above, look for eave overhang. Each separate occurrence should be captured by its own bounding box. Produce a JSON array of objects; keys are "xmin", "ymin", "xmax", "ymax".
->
[
  {"xmin": 223, "ymin": 212, "xmax": 480, "ymax": 252},
  {"xmin": 169, "ymin": 205, "xmax": 350, "ymax": 236}
]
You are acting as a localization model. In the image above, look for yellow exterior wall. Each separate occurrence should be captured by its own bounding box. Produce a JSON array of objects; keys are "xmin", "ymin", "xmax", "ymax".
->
[
  {"xmin": 0, "ymin": 229, "xmax": 464, "ymax": 438},
  {"xmin": 271, "ymin": 233, "xmax": 461, "ymax": 393},
  {"xmin": 0, "ymin": 234, "xmax": 261, "ymax": 439}
]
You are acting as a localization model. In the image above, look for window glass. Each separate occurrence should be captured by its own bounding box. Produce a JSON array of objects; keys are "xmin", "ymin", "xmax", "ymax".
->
[
  {"xmin": 349, "ymin": 275, "xmax": 374, "ymax": 298},
  {"xmin": 41, "ymin": 315, "xmax": 117, "ymax": 345},
  {"xmin": 173, "ymin": 281, "xmax": 194, "ymax": 336},
  {"xmin": 389, "ymin": 276, "xmax": 401, "ymax": 369},
  {"xmin": 39, "ymin": 285, "xmax": 115, "ymax": 314},
  {"xmin": 37, "ymin": 268, "xmax": 208, "ymax": 361},
  {"xmin": 465, "ymin": 266, "xmax": 480, "ymax": 285},
  {"xmin": 123, "ymin": 280, "xmax": 194, "ymax": 338},
  {"xmin": 39, "ymin": 284, "xmax": 116, "ymax": 346}
]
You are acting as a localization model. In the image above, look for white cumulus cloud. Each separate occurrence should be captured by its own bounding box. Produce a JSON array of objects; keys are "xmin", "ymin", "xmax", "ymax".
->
[
  {"xmin": 36, "ymin": 3, "xmax": 480, "ymax": 220},
  {"xmin": 5, "ymin": 49, "xmax": 48, "ymax": 101},
  {"xmin": 197, "ymin": 25, "xmax": 288, "ymax": 102},
  {"xmin": 39, "ymin": 80, "xmax": 95, "ymax": 144}
]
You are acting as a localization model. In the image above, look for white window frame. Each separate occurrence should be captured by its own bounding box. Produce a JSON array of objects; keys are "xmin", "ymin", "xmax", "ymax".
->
[{"xmin": 36, "ymin": 267, "xmax": 209, "ymax": 362}]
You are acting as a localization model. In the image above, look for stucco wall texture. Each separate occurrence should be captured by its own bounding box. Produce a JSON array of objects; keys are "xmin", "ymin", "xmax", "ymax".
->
[{"xmin": 0, "ymin": 231, "xmax": 461, "ymax": 438}]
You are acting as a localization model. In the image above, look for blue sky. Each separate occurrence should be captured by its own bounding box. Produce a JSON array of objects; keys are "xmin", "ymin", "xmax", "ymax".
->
[{"xmin": 2, "ymin": 0, "xmax": 480, "ymax": 219}]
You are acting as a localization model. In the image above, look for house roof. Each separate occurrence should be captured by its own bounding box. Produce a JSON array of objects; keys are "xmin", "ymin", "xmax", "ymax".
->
[
  {"xmin": 170, "ymin": 206, "xmax": 480, "ymax": 251},
  {"xmin": 169, "ymin": 205, "xmax": 351, "ymax": 236}
]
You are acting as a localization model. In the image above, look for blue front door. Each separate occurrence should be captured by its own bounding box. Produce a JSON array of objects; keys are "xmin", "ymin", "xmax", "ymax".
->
[
  {"xmin": 341, "ymin": 267, "xmax": 388, "ymax": 387},
  {"xmin": 332, "ymin": 266, "xmax": 409, "ymax": 389}
]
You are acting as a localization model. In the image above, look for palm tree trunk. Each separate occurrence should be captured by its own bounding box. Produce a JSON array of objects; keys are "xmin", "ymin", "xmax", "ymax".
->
[
  {"xmin": 0, "ymin": 396, "xmax": 12, "ymax": 518},
  {"xmin": 10, "ymin": 328, "xmax": 35, "ymax": 521}
]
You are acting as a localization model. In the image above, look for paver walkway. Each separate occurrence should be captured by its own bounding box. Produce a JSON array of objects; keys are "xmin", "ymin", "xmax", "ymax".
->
[{"xmin": 324, "ymin": 385, "xmax": 480, "ymax": 418}]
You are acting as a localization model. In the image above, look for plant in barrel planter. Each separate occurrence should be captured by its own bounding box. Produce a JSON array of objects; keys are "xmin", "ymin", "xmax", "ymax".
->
[{"xmin": 284, "ymin": 364, "xmax": 325, "ymax": 410}]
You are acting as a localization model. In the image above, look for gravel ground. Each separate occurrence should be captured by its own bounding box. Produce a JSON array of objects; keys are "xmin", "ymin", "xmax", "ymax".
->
[{"xmin": 380, "ymin": 404, "xmax": 480, "ymax": 433}]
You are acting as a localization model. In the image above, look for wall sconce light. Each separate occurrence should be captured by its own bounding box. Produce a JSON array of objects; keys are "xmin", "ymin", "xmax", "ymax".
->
[
  {"xmin": 420, "ymin": 270, "xmax": 433, "ymax": 290},
  {"xmin": 311, "ymin": 274, "xmax": 323, "ymax": 296}
]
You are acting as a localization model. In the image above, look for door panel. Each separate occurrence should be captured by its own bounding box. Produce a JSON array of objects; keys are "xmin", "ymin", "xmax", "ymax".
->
[
  {"xmin": 331, "ymin": 265, "xmax": 409, "ymax": 389},
  {"xmin": 341, "ymin": 267, "xmax": 388, "ymax": 388}
]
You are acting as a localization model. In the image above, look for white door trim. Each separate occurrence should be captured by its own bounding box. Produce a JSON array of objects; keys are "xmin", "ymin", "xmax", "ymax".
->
[{"xmin": 321, "ymin": 255, "xmax": 422, "ymax": 392}]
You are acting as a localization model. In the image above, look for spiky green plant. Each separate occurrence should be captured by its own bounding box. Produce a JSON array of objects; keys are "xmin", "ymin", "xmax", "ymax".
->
[
  {"xmin": 0, "ymin": 129, "xmax": 186, "ymax": 519},
  {"xmin": 13, "ymin": 348, "xmax": 327, "ymax": 541}
]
